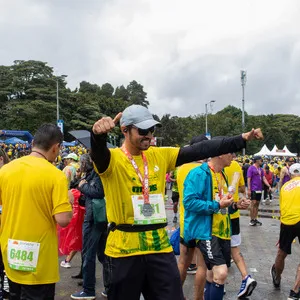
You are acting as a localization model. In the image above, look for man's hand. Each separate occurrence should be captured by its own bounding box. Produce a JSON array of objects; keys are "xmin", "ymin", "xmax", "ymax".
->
[
  {"xmin": 237, "ymin": 198, "xmax": 251, "ymax": 210},
  {"xmin": 242, "ymin": 128, "xmax": 264, "ymax": 141},
  {"xmin": 78, "ymin": 179, "xmax": 87, "ymax": 188},
  {"xmin": 247, "ymin": 190, "xmax": 251, "ymax": 199},
  {"xmin": 92, "ymin": 112, "xmax": 122, "ymax": 135},
  {"xmin": 219, "ymin": 195, "xmax": 233, "ymax": 208}
]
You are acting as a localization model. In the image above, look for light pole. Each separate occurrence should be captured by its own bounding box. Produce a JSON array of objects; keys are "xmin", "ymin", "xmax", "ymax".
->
[
  {"xmin": 205, "ymin": 100, "xmax": 216, "ymax": 137},
  {"xmin": 241, "ymin": 70, "xmax": 247, "ymax": 156},
  {"xmin": 56, "ymin": 75, "xmax": 67, "ymax": 122}
]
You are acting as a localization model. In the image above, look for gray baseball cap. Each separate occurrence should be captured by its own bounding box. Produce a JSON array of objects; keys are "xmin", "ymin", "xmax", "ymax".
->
[{"xmin": 120, "ymin": 105, "xmax": 161, "ymax": 129}]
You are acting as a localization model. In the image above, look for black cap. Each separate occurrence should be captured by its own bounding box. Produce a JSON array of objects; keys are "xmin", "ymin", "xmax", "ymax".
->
[{"xmin": 252, "ymin": 155, "xmax": 262, "ymax": 162}]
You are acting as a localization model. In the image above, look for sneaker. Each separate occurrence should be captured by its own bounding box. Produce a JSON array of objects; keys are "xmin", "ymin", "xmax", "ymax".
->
[
  {"xmin": 249, "ymin": 219, "xmax": 256, "ymax": 226},
  {"xmin": 101, "ymin": 290, "xmax": 108, "ymax": 298},
  {"xmin": 288, "ymin": 289, "xmax": 300, "ymax": 300},
  {"xmin": 173, "ymin": 216, "xmax": 178, "ymax": 223},
  {"xmin": 237, "ymin": 275, "xmax": 257, "ymax": 298},
  {"xmin": 60, "ymin": 260, "xmax": 71, "ymax": 268},
  {"xmin": 71, "ymin": 291, "xmax": 96, "ymax": 299},
  {"xmin": 255, "ymin": 219, "xmax": 262, "ymax": 226},
  {"xmin": 187, "ymin": 264, "xmax": 197, "ymax": 274},
  {"xmin": 270, "ymin": 264, "xmax": 281, "ymax": 288},
  {"xmin": 262, "ymin": 200, "xmax": 266, "ymax": 205}
]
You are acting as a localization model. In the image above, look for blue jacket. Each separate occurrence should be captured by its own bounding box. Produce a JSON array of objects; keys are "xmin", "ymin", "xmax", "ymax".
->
[{"xmin": 183, "ymin": 162, "xmax": 220, "ymax": 242}]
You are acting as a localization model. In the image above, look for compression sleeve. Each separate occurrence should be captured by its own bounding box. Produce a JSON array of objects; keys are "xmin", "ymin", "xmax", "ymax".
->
[
  {"xmin": 176, "ymin": 135, "xmax": 246, "ymax": 167},
  {"xmin": 90, "ymin": 132, "xmax": 111, "ymax": 173}
]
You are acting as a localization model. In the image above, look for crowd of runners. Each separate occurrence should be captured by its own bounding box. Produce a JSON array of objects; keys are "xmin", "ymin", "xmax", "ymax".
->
[{"xmin": 0, "ymin": 105, "xmax": 300, "ymax": 300}]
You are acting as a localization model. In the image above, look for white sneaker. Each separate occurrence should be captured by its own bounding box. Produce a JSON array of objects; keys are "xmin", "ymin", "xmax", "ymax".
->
[{"xmin": 60, "ymin": 260, "xmax": 71, "ymax": 268}]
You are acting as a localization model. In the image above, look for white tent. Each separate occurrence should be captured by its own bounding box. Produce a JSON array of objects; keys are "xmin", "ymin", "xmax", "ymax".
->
[
  {"xmin": 283, "ymin": 145, "xmax": 296, "ymax": 157},
  {"xmin": 269, "ymin": 145, "xmax": 296, "ymax": 156},
  {"xmin": 254, "ymin": 144, "xmax": 272, "ymax": 156}
]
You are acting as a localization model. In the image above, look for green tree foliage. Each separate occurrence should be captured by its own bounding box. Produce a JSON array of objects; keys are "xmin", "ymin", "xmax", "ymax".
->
[{"xmin": 1, "ymin": 60, "xmax": 299, "ymax": 154}]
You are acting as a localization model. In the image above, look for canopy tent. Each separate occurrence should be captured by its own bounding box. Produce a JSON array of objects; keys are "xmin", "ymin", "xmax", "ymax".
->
[
  {"xmin": 4, "ymin": 137, "xmax": 29, "ymax": 145},
  {"xmin": 69, "ymin": 130, "xmax": 115, "ymax": 149},
  {"xmin": 254, "ymin": 144, "xmax": 272, "ymax": 156},
  {"xmin": 269, "ymin": 145, "xmax": 296, "ymax": 156},
  {"xmin": 62, "ymin": 140, "xmax": 78, "ymax": 147},
  {"xmin": 0, "ymin": 130, "xmax": 33, "ymax": 143},
  {"xmin": 283, "ymin": 145, "xmax": 296, "ymax": 157}
]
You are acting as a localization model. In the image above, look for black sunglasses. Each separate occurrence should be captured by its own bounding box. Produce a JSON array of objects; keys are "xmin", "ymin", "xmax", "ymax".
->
[{"xmin": 132, "ymin": 125, "xmax": 155, "ymax": 136}]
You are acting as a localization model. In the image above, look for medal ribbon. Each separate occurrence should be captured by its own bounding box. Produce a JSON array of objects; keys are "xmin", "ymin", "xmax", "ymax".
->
[
  {"xmin": 121, "ymin": 147, "xmax": 150, "ymax": 204},
  {"xmin": 208, "ymin": 163, "xmax": 224, "ymax": 198}
]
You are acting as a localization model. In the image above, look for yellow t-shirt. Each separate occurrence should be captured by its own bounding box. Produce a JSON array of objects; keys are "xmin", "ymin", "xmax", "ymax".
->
[
  {"xmin": 280, "ymin": 177, "xmax": 300, "ymax": 225},
  {"xmin": 211, "ymin": 170, "xmax": 231, "ymax": 240},
  {"xmin": 97, "ymin": 146, "xmax": 180, "ymax": 258},
  {"xmin": 0, "ymin": 156, "xmax": 72, "ymax": 284},
  {"xmin": 177, "ymin": 163, "xmax": 200, "ymax": 238},
  {"xmin": 224, "ymin": 160, "xmax": 245, "ymax": 219}
]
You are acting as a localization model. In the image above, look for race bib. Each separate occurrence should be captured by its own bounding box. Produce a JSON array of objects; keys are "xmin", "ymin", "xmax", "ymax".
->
[
  {"xmin": 132, "ymin": 194, "xmax": 167, "ymax": 225},
  {"xmin": 7, "ymin": 239, "xmax": 40, "ymax": 272}
]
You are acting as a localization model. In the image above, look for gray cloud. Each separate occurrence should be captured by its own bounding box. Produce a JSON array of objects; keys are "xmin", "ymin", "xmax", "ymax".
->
[{"xmin": 1, "ymin": 0, "xmax": 300, "ymax": 119}]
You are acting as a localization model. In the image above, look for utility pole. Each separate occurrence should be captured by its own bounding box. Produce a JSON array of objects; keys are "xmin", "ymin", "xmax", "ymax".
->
[{"xmin": 241, "ymin": 70, "xmax": 247, "ymax": 156}]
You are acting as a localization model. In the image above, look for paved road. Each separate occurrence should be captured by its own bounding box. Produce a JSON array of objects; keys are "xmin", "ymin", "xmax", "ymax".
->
[{"xmin": 56, "ymin": 193, "xmax": 299, "ymax": 300}]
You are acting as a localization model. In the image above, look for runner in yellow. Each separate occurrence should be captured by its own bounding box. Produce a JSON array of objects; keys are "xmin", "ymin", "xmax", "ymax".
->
[
  {"xmin": 0, "ymin": 124, "xmax": 73, "ymax": 300},
  {"xmin": 224, "ymin": 159, "xmax": 256, "ymax": 298},
  {"xmin": 91, "ymin": 104, "xmax": 264, "ymax": 300}
]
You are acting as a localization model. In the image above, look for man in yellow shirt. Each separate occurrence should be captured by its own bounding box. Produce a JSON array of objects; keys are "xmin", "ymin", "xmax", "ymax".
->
[
  {"xmin": 224, "ymin": 160, "xmax": 256, "ymax": 298},
  {"xmin": 271, "ymin": 163, "xmax": 300, "ymax": 300},
  {"xmin": 0, "ymin": 124, "xmax": 73, "ymax": 300},
  {"xmin": 91, "ymin": 104, "xmax": 264, "ymax": 300}
]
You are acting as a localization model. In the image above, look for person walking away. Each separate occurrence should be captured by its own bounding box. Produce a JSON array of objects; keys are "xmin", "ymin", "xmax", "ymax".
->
[
  {"xmin": 270, "ymin": 163, "xmax": 300, "ymax": 300},
  {"xmin": 263, "ymin": 165, "xmax": 274, "ymax": 204},
  {"xmin": 247, "ymin": 156, "xmax": 271, "ymax": 226},
  {"xmin": 90, "ymin": 104, "xmax": 264, "ymax": 300},
  {"xmin": 170, "ymin": 168, "xmax": 179, "ymax": 223},
  {"xmin": 0, "ymin": 124, "xmax": 73, "ymax": 300}
]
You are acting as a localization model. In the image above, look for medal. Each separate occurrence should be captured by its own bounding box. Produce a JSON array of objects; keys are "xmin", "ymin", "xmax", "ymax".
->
[{"xmin": 142, "ymin": 203, "xmax": 154, "ymax": 217}]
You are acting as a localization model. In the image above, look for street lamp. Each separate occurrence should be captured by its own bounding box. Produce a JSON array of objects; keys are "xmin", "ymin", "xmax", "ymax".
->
[
  {"xmin": 205, "ymin": 100, "xmax": 216, "ymax": 137},
  {"xmin": 56, "ymin": 75, "xmax": 67, "ymax": 122},
  {"xmin": 241, "ymin": 70, "xmax": 247, "ymax": 155}
]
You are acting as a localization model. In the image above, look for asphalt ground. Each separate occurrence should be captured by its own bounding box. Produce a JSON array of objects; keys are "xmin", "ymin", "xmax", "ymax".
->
[{"xmin": 56, "ymin": 191, "xmax": 300, "ymax": 299}]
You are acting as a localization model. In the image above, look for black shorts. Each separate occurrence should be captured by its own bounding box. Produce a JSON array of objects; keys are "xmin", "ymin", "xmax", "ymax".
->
[
  {"xmin": 180, "ymin": 237, "xmax": 196, "ymax": 248},
  {"xmin": 279, "ymin": 221, "xmax": 300, "ymax": 254},
  {"xmin": 197, "ymin": 236, "xmax": 231, "ymax": 270},
  {"xmin": 171, "ymin": 191, "xmax": 179, "ymax": 203},
  {"xmin": 250, "ymin": 191, "xmax": 262, "ymax": 201},
  {"xmin": 105, "ymin": 253, "xmax": 184, "ymax": 300},
  {"xmin": 231, "ymin": 217, "xmax": 240, "ymax": 235},
  {"xmin": 8, "ymin": 279, "xmax": 55, "ymax": 300}
]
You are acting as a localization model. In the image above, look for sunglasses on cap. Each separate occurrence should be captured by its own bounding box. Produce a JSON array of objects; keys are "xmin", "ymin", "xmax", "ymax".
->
[{"xmin": 132, "ymin": 125, "xmax": 155, "ymax": 136}]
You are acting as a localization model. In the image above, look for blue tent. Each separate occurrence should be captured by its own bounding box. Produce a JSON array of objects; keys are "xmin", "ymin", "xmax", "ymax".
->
[
  {"xmin": 62, "ymin": 141, "xmax": 77, "ymax": 147},
  {"xmin": 4, "ymin": 137, "xmax": 29, "ymax": 145},
  {"xmin": 0, "ymin": 130, "xmax": 33, "ymax": 143}
]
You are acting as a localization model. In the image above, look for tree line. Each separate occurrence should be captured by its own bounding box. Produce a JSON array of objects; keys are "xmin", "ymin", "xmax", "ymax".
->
[{"xmin": 0, "ymin": 60, "xmax": 299, "ymax": 155}]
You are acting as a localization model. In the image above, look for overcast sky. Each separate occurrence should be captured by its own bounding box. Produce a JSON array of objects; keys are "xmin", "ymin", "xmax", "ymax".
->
[{"xmin": 1, "ymin": 0, "xmax": 300, "ymax": 118}]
